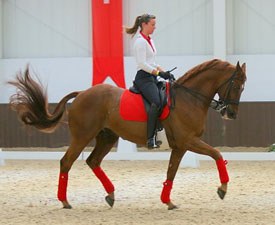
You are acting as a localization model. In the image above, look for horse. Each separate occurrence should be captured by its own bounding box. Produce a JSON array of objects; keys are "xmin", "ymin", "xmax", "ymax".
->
[{"xmin": 8, "ymin": 59, "xmax": 246, "ymax": 210}]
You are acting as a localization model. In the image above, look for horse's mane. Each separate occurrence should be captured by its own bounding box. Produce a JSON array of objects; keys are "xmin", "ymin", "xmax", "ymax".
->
[{"xmin": 176, "ymin": 59, "xmax": 233, "ymax": 84}]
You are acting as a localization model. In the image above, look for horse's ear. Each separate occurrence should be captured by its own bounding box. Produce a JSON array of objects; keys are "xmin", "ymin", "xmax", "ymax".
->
[
  {"xmin": 236, "ymin": 61, "xmax": 241, "ymax": 70},
  {"xmin": 241, "ymin": 63, "xmax": 246, "ymax": 73}
]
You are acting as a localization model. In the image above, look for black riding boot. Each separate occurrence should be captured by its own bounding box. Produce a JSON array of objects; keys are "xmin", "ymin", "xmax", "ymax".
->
[{"xmin": 147, "ymin": 103, "xmax": 160, "ymax": 149}]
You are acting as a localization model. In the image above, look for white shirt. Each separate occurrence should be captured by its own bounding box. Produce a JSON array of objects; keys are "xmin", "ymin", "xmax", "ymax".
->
[{"xmin": 134, "ymin": 33, "xmax": 159, "ymax": 74}]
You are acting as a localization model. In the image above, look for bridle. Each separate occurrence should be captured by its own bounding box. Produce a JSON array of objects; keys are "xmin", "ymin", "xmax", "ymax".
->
[
  {"xmin": 211, "ymin": 70, "xmax": 244, "ymax": 112},
  {"xmin": 170, "ymin": 68, "xmax": 244, "ymax": 112}
]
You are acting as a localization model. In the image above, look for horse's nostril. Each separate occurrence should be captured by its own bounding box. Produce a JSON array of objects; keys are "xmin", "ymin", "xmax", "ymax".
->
[{"xmin": 228, "ymin": 111, "xmax": 236, "ymax": 119}]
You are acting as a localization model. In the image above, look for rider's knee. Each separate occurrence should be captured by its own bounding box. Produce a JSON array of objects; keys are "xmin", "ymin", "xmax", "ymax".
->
[{"xmin": 151, "ymin": 103, "xmax": 161, "ymax": 113}]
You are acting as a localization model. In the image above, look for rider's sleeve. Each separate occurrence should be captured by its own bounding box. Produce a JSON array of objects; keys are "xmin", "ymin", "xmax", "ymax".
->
[{"xmin": 134, "ymin": 38, "xmax": 156, "ymax": 74}]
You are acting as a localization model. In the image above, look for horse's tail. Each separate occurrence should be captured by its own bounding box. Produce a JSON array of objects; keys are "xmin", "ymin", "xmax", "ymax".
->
[{"xmin": 8, "ymin": 65, "xmax": 80, "ymax": 133}]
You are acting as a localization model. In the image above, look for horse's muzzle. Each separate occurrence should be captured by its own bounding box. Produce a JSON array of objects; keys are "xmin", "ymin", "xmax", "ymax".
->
[{"xmin": 221, "ymin": 107, "xmax": 237, "ymax": 120}]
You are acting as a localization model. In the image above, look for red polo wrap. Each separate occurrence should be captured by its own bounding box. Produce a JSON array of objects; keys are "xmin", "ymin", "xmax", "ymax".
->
[
  {"xmin": 216, "ymin": 158, "xmax": 229, "ymax": 183},
  {"xmin": 161, "ymin": 179, "xmax": 173, "ymax": 203},
  {"xmin": 57, "ymin": 172, "xmax": 68, "ymax": 201},
  {"xmin": 92, "ymin": 166, "xmax": 115, "ymax": 193}
]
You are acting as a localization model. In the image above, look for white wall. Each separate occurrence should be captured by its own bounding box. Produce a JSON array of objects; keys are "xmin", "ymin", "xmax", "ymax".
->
[
  {"xmin": 0, "ymin": 0, "xmax": 2, "ymax": 58},
  {"xmin": 123, "ymin": 0, "xmax": 213, "ymax": 56},
  {"xmin": 213, "ymin": 0, "xmax": 226, "ymax": 59},
  {"xmin": 3, "ymin": 0, "xmax": 91, "ymax": 58},
  {"xmin": 0, "ymin": 55, "xmax": 274, "ymax": 103},
  {"xmin": 3, "ymin": 0, "xmax": 213, "ymax": 58},
  {"xmin": 0, "ymin": 58, "xmax": 92, "ymax": 103},
  {"xmin": 1, "ymin": 0, "xmax": 275, "ymax": 103},
  {"xmin": 3, "ymin": 0, "xmax": 275, "ymax": 58},
  {"xmin": 227, "ymin": 0, "xmax": 275, "ymax": 54},
  {"xmin": 227, "ymin": 55, "xmax": 275, "ymax": 101}
]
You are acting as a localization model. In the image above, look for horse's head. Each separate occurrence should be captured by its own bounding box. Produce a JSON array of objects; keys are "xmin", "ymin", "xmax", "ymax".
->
[{"xmin": 216, "ymin": 61, "xmax": 247, "ymax": 120}]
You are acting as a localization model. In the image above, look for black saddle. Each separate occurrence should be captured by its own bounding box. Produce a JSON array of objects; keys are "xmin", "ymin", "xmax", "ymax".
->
[{"xmin": 129, "ymin": 81, "xmax": 167, "ymax": 111}]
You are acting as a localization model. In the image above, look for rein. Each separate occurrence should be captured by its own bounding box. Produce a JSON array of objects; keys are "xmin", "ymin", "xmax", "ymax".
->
[{"xmin": 171, "ymin": 82, "xmax": 210, "ymax": 105}]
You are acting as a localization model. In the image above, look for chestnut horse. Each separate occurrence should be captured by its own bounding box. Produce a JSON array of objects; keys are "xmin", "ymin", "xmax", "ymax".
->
[{"xmin": 8, "ymin": 59, "xmax": 246, "ymax": 210}]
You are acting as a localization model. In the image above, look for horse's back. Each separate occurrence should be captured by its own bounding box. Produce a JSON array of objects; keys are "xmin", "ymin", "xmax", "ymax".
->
[{"xmin": 69, "ymin": 84, "xmax": 124, "ymax": 117}]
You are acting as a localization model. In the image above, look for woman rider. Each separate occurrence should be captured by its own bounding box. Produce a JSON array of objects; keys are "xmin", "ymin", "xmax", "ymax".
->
[{"xmin": 125, "ymin": 14, "xmax": 171, "ymax": 149}]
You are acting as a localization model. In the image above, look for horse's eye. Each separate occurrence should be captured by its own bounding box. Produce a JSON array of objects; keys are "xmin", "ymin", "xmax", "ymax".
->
[{"xmin": 234, "ymin": 85, "xmax": 241, "ymax": 90}]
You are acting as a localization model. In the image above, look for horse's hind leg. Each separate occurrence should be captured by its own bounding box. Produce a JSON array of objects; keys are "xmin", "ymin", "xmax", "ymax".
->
[
  {"xmin": 86, "ymin": 128, "xmax": 119, "ymax": 208},
  {"xmin": 161, "ymin": 149, "xmax": 185, "ymax": 210},
  {"xmin": 58, "ymin": 136, "xmax": 92, "ymax": 209}
]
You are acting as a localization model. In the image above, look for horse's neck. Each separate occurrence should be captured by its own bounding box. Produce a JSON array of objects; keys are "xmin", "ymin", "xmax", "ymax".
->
[{"xmin": 179, "ymin": 70, "xmax": 223, "ymax": 102}]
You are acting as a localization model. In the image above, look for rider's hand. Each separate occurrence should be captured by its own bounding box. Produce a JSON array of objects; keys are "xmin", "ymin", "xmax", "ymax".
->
[
  {"xmin": 169, "ymin": 73, "xmax": 176, "ymax": 81},
  {"xmin": 158, "ymin": 71, "xmax": 171, "ymax": 80}
]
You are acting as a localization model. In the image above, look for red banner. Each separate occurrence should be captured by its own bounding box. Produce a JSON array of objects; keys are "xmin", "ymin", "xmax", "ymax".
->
[{"xmin": 92, "ymin": 0, "xmax": 125, "ymax": 88}]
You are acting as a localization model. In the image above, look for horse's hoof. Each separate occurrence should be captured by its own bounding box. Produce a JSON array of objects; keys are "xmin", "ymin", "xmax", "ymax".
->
[
  {"xmin": 105, "ymin": 195, "xmax": 115, "ymax": 207},
  {"xmin": 217, "ymin": 187, "xmax": 226, "ymax": 200},
  {"xmin": 61, "ymin": 201, "xmax": 72, "ymax": 209},
  {"xmin": 167, "ymin": 202, "xmax": 178, "ymax": 210}
]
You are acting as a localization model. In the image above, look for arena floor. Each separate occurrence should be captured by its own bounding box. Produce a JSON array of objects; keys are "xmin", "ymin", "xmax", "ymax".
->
[{"xmin": 1, "ymin": 159, "xmax": 275, "ymax": 225}]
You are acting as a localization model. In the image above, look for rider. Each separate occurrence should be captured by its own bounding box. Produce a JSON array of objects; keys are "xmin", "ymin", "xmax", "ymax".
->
[{"xmin": 125, "ymin": 14, "xmax": 171, "ymax": 149}]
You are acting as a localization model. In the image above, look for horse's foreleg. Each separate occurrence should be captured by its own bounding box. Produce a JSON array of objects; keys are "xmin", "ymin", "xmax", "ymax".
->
[
  {"xmin": 86, "ymin": 129, "xmax": 118, "ymax": 207},
  {"xmin": 215, "ymin": 158, "xmax": 229, "ymax": 199},
  {"xmin": 161, "ymin": 149, "xmax": 185, "ymax": 210},
  {"xmin": 188, "ymin": 138, "xmax": 229, "ymax": 199}
]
